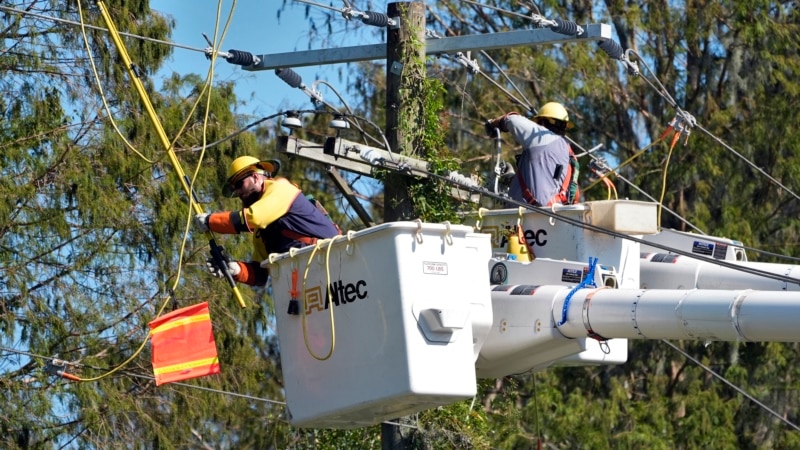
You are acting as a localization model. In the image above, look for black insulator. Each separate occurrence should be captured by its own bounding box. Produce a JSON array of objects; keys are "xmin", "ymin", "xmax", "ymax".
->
[
  {"xmin": 362, "ymin": 10, "xmax": 389, "ymax": 27},
  {"xmin": 226, "ymin": 49, "xmax": 255, "ymax": 66},
  {"xmin": 287, "ymin": 299, "xmax": 300, "ymax": 315},
  {"xmin": 598, "ymin": 39, "xmax": 624, "ymax": 60},
  {"xmin": 275, "ymin": 68, "xmax": 303, "ymax": 88},
  {"xmin": 550, "ymin": 18, "xmax": 579, "ymax": 35}
]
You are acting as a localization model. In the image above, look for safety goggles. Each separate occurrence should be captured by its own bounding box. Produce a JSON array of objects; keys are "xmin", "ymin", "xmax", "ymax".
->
[{"xmin": 229, "ymin": 171, "xmax": 254, "ymax": 192}]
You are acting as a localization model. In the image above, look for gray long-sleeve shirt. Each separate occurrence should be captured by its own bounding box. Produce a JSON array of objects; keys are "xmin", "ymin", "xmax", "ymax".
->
[{"xmin": 504, "ymin": 114, "xmax": 571, "ymax": 206}]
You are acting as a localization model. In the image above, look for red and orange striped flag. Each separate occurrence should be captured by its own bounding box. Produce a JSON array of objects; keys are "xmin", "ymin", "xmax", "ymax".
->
[{"xmin": 149, "ymin": 302, "xmax": 220, "ymax": 386}]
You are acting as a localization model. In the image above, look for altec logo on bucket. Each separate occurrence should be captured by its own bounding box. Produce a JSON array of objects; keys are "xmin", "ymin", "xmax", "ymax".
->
[
  {"xmin": 304, "ymin": 278, "xmax": 368, "ymax": 315},
  {"xmin": 482, "ymin": 224, "xmax": 549, "ymax": 248}
]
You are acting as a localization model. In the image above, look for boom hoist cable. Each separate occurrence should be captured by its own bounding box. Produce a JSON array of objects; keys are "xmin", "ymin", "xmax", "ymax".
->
[{"xmin": 94, "ymin": 1, "xmax": 247, "ymax": 308}]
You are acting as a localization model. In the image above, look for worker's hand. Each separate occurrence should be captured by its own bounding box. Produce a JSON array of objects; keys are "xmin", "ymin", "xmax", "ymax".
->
[
  {"xmin": 205, "ymin": 258, "xmax": 241, "ymax": 279},
  {"xmin": 485, "ymin": 112, "xmax": 520, "ymax": 137},
  {"xmin": 485, "ymin": 119, "xmax": 502, "ymax": 138},
  {"xmin": 194, "ymin": 213, "xmax": 210, "ymax": 233}
]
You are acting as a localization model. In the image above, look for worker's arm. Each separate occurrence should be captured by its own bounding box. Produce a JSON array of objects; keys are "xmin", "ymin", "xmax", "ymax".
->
[
  {"xmin": 194, "ymin": 211, "xmax": 243, "ymax": 234},
  {"xmin": 193, "ymin": 178, "xmax": 300, "ymax": 235},
  {"xmin": 485, "ymin": 111, "xmax": 520, "ymax": 136}
]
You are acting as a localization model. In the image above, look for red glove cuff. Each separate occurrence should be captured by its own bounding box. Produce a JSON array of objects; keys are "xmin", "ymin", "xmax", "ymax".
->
[
  {"xmin": 208, "ymin": 211, "xmax": 239, "ymax": 234},
  {"xmin": 234, "ymin": 261, "xmax": 269, "ymax": 286}
]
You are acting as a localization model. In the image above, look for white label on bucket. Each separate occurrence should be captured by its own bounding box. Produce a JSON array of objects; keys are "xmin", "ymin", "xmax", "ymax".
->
[{"xmin": 423, "ymin": 261, "xmax": 448, "ymax": 275}]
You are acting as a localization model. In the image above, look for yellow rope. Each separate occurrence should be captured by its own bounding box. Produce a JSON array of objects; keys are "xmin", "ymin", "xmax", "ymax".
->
[
  {"xmin": 300, "ymin": 238, "xmax": 338, "ymax": 360},
  {"xmin": 68, "ymin": 1, "xmax": 241, "ymax": 381},
  {"xmin": 658, "ymin": 133, "xmax": 681, "ymax": 227},
  {"xmin": 77, "ymin": 1, "xmax": 152, "ymax": 163}
]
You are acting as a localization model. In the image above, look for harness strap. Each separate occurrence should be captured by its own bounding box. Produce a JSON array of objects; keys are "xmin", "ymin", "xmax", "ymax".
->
[
  {"xmin": 281, "ymin": 227, "xmax": 342, "ymax": 246},
  {"xmin": 281, "ymin": 229, "xmax": 320, "ymax": 245}
]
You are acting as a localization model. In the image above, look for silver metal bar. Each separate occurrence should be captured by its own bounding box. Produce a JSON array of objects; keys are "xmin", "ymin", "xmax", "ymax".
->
[{"xmin": 246, "ymin": 24, "xmax": 612, "ymax": 71}]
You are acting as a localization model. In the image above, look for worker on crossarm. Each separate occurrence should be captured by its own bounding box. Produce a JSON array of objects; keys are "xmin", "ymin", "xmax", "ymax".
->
[
  {"xmin": 194, "ymin": 156, "xmax": 341, "ymax": 286},
  {"xmin": 485, "ymin": 102, "xmax": 580, "ymax": 207}
]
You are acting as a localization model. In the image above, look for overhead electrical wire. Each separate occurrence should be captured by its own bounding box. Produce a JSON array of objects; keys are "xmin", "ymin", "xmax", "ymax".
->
[
  {"xmin": 412, "ymin": 4, "xmax": 800, "ymax": 429},
  {"xmin": 0, "ymin": 345, "xmax": 287, "ymax": 407},
  {"xmin": 76, "ymin": 1, "xmax": 154, "ymax": 164},
  {"xmin": 8, "ymin": 0, "xmax": 800, "ymax": 435},
  {"xmin": 628, "ymin": 48, "xmax": 800, "ymax": 204},
  {"xmin": 458, "ymin": 0, "xmax": 539, "ymax": 21},
  {"xmin": 662, "ymin": 340, "xmax": 800, "ymax": 432},
  {"xmin": 424, "ymin": 6, "xmax": 703, "ymax": 233},
  {"xmin": 9, "ymin": 0, "xmax": 796, "ymax": 217},
  {"xmin": 0, "ymin": 4, "xmax": 208, "ymax": 54}
]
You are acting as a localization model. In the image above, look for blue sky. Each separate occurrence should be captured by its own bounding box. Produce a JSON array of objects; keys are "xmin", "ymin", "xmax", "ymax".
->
[
  {"xmin": 148, "ymin": 1, "xmax": 388, "ymax": 118},
  {"xmin": 146, "ymin": 1, "xmax": 389, "ymax": 224}
]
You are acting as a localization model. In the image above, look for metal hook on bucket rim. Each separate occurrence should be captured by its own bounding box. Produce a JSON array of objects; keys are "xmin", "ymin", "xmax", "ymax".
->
[
  {"xmin": 442, "ymin": 221, "xmax": 454, "ymax": 246},
  {"xmin": 345, "ymin": 230, "xmax": 356, "ymax": 255},
  {"xmin": 476, "ymin": 207, "xmax": 488, "ymax": 231},
  {"xmin": 413, "ymin": 219, "xmax": 424, "ymax": 244}
]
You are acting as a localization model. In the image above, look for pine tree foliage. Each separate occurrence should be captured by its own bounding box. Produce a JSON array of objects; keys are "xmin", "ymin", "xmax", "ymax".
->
[
  {"xmin": 287, "ymin": 0, "xmax": 800, "ymax": 447},
  {"xmin": 4, "ymin": 0, "xmax": 800, "ymax": 448},
  {"xmin": 1, "ymin": 1, "xmax": 292, "ymax": 448}
]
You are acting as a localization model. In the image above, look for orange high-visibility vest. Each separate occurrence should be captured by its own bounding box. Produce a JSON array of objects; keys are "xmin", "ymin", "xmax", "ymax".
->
[{"xmin": 149, "ymin": 302, "xmax": 220, "ymax": 386}]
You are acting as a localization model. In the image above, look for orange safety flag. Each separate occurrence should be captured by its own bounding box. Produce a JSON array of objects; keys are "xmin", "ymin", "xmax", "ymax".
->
[{"xmin": 148, "ymin": 301, "xmax": 220, "ymax": 386}]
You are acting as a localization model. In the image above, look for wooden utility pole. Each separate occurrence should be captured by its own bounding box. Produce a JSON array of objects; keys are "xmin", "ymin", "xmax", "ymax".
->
[
  {"xmin": 384, "ymin": 1, "xmax": 426, "ymax": 223},
  {"xmin": 244, "ymin": 9, "xmax": 611, "ymax": 445},
  {"xmin": 383, "ymin": 7, "xmax": 425, "ymax": 448}
]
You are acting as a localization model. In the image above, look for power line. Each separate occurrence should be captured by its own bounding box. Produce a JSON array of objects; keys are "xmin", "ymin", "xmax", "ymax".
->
[
  {"xmin": 0, "ymin": 5, "xmax": 207, "ymax": 54},
  {"xmin": 6, "ymin": 2, "xmax": 800, "ymax": 439},
  {"xmin": 8, "ymin": 1, "xmax": 793, "ymax": 220},
  {"xmin": 0, "ymin": 345, "xmax": 287, "ymax": 407},
  {"xmin": 662, "ymin": 340, "xmax": 800, "ymax": 432},
  {"xmin": 628, "ymin": 48, "xmax": 800, "ymax": 205},
  {"xmin": 458, "ymin": 0, "xmax": 538, "ymax": 21}
]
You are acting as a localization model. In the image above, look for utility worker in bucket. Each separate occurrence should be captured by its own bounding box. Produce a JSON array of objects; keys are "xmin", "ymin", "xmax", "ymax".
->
[
  {"xmin": 194, "ymin": 156, "xmax": 341, "ymax": 286},
  {"xmin": 485, "ymin": 102, "xmax": 580, "ymax": 207}
]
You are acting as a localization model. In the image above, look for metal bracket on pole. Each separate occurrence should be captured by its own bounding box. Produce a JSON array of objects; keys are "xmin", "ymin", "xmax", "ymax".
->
[
  {"xmin": 276, "ymin": 136, "xmax": 430, "ymax": 177},
  {"xmin": 245, "ymin": 24, "xmax": 612, "ymax": 71},
  {"xmin": 325, "ymin": 166, "xmax": 375, "ymax": 228},
  {"xmin": 276, "ymin": 136, "xmax": 480, "ymax": 203}
]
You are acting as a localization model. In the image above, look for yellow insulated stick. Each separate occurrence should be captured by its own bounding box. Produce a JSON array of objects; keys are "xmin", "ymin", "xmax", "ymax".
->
[{"xmin": 95, "ymin": 1, "xmax": 246, "ymax": 308}]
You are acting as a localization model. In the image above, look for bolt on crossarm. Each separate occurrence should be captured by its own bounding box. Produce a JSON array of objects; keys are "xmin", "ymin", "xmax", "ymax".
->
[{"xmin": 94, "ymin": 1, "xmax": 246, "ymax": 308}]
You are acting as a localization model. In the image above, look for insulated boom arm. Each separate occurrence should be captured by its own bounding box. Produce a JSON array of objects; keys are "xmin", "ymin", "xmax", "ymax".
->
[{"xmin": 555, "ymin": 286, "xmax": 800, "ymax": 342}]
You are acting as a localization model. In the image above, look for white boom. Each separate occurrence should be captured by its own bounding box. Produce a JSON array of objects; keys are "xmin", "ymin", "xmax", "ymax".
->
[
  {"xmin": 480, "ymin": 282, "xmax": 800, "ymax": 378},
  {"xmin": 641, "ymin": 253, "xmax": 800, "ymax": 291}
]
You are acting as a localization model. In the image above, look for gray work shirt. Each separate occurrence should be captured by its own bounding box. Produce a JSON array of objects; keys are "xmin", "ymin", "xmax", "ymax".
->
[{"xmin": 505, "ymin": 115, "xmax": 571, "ymax": 206}]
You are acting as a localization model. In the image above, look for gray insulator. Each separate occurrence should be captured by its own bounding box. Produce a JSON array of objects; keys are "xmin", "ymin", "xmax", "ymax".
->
[
  {"xmin": 551, "ymin": 19, "xmax": 579, "ymax": 35},
  {"xmin": 598, "ymin": 39, "xmax": 624, "ymax": 60},
  {"xmin": 275, "ymin": 68, "xmax": 303, "ymax": 89},
  {"xmin": 362, "ymin": 11, "xmax": 389, "ymax": 27},
  {"xmin": 226, "ymin": 49, "xmax": 255, "ymax": 66}
]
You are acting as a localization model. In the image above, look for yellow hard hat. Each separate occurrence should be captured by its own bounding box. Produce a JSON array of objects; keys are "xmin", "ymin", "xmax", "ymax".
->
[
  {"xmin": 534, "ymin": 102, "xmax": 574, "ymax": 129},
  {"xmin": 223, "ymin": 156, "xmax": 281, "ymax": 196}
]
